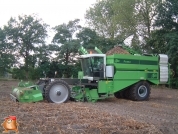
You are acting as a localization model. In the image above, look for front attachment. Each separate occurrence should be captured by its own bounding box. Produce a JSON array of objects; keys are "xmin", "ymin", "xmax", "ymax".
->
[{"xmin": 11, "ymin": 84, "xmax": 43, "ymax": 103}]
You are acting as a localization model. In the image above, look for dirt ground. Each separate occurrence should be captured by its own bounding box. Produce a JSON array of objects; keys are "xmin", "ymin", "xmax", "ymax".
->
[{"xmin": 0, "ymin": 80, "xmax": 178, "ymax": 134}]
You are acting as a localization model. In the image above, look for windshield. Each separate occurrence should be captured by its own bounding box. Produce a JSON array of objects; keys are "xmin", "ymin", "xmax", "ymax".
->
[{"xmin": 81, "ymin": 57, "xmax": 104, "ymax": 78}]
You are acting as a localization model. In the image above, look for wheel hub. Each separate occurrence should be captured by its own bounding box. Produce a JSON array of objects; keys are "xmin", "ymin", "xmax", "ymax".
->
[
  {"xmin": 49, "ymin": 84, "xmax": 69, "ymax": 103},
  {"xmin": 56, "ymin": 91, "xmax": 61, "ymax": 96},
  {"xmin": 138, "ymin": 85, "xmax": 147, "ymax": 97}
]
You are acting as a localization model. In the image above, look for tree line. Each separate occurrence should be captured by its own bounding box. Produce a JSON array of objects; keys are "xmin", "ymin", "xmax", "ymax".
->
[{"xmin": 0, "ymin": 0, "xmax": 178, "ymax": 88}]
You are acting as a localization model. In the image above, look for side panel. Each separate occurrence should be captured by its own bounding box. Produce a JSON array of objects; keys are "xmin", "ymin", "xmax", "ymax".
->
[
  {"xmin": 106, "ymin": 54, "xmax": 160, "ymax": 92},
  {"xmin": 114, "ymin": 71, "xmax": 159, "ymax": 82},
  {"xmin": 98, "ymin": 70, "xmax": 160, "ymax": 94},
  {"xmin": 113, "ymin": 80, "xmax": 139, "ymax": 93},
  {"xmin": 107, "ymin": 54, "xmax": 159, "ymax": 71},
  {"xmin": 113, "ymin": 71, "xmax": 140, "ymax": 92},
  {"xmin": 98, "ymin": 81, "xmax": 113, "ymax": 93},
  {"xmin": 113, "ymin": 71, "xmax": 159, "ymax": 92},
  {"xmin": 98, "ymin": 79, "xmax": 138, "ymax": 94}
]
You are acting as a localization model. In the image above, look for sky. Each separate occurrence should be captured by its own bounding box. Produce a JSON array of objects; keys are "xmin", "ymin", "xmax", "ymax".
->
[
  {"xmin": 0, "ymin": 0, "xmax": 132, "ymax": 45},
  {"xmin": 0, "ymin": 0, "xmax": 96, "ymax": 27},
  {"xmin": 0, "ymin": 0, "xmax": 97, "ymax": 43}
]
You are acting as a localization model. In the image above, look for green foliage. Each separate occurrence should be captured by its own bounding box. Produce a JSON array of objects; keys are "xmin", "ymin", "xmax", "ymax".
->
[
  {"xmin": 98, "ymin": 38, "xmax": 122, "ymax": 53},
  {"xmin": 37, "ymin": 61, "xmax": 51, "ymax": 78},
  {"xmin": 28, "ymin": 67, "xmax": 41, "ymax": 80},
  {"xmin": 147, "ymin": 0, "xmax": 178, "ymax": 88},
  {"xmin": 35, "ymin": 44, "xmax": 53, "ymax": 64},
  {"xmin": 0, "ymin": 28, "xmax": 15, "ymax": 76},
  {"xmin": 71, "ymin": 61, "xmax": 81, "ymax": 78},
  {"xmin": 48, "ymin": 61, "xmax": 62, "ymax": 78},
  {"xmin": 165, "ymin": 32, "xmax": 178, "ymax": 80},
  {"xmin": 77, "ymin": 27, "xmax": 99, "ymax": 48},
  {"xmin": 52, "ymin": 19, "xmax": 82, "ymax": 77},
  {"xmin": 85, "ymin": 0, "xmax": 163, "ymax": 53},
  {"xmin": 85, "ymin": 0, "xmax": 136, "ymax": 40},
  {"xmin": 1, "ymin": 15, "xmax": 84, "ymax": 80},
  {"xmin": 134, "ymin": 0, "xmax": 161, "ymax": 52},
  {"xmin": 12, "ymin": 67, "xmax": 26, "ymax": 80},
  {"xmin": 155, "ymin": 0, "xmax": 178, "ymax": 30},
  {"xmin": 77, "ymin": 27, "xmax": 124, "ymax": 53},
  {"xmin": 38, "ymin": 61, "xmax": 81, "ymax": 78},
  {"xmin": 4, "ymin": 14, "xmax": 48, "ymax": 79},
  {"xmin": 146, "ymin": 30, "xmax": 168, "ymax": 54}
]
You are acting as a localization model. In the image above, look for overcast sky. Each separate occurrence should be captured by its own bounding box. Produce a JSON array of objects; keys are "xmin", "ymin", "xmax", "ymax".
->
[
  {"xmin": 0, "ymin": 0, "xmax": 96, "ymax": 27},
  {"xmin": 0, "ymin": 0, "xmax": 96, "ymax": 43}
]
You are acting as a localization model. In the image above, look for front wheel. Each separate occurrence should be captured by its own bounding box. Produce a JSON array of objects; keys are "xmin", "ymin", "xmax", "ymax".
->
[
  {"xmin": 45, "ymin": 80, "xmax": 70, "ymax": 103},
  {"xmin": 129, "ymin": 81, "xmax": 151, "ymax": 101}
]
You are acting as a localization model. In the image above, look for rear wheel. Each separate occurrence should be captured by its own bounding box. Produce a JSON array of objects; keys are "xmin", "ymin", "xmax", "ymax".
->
[
  {"xmin": 123, "ymin": 88, "xmax": 131, "ymax": 99},
  {"xmin": 114, "ymin": 91, "xmax": 124, "ymax": 99},
  {"xmin": 129, "ymin": 81, "xmax": 151, "ymax": 101},
  {"xmin": 45, "ymin": 80, "xmax": 70, "ymax": 103},
  {"xmin": 114, "ymin": 88, "xmax": 130, "ymax": 99}
]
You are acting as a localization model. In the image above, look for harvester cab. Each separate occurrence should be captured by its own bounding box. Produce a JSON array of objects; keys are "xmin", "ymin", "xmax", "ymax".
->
[{"xmin": 80, "ymin": 54, "xmax": 106, "ymax": 80}]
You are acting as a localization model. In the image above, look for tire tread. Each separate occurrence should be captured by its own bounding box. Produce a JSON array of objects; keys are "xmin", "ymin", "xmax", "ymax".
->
[{"xmin": 45, "ymin": 80, "xmax": 71, "ymax": 103}]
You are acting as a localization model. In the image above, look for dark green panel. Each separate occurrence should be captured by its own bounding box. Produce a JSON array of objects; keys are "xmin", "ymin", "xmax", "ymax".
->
[
  {"xmin": 114, "ymin": 59, "xmax": 158, "ymax": 65},
  {"xmin": 113, "ymin": 80, "xmax": 139, "ymax": 93},
  {"xmin": 114, "ymin": 59, "xmax": 139, "ymax": 64},
  {"xmin": 147, "ymin": 73, "xmax": 158, "ymax": 79},
  {"xmin": 113, "ymin": 71, "xmax": 159, "ymax": 85},
  {"xmin": 140, "ymin": 60, "xmax": 158, "ymax": 65},
  {"xmin": 98, "ymin": 81, "xmax": 113, "ymax": 93}
]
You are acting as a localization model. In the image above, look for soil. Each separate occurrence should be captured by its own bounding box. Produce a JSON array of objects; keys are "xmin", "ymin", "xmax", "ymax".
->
[
  {"xmin": 0, "ymin": 80, "xmax": 178, "ymax": 134},
  {"xmin": 106, "ymin": 46, "xmax": 130, "ymax": 55}
]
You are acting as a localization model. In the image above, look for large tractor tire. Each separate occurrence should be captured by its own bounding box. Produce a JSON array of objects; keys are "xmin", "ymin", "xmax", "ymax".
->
[
  {"xmin": 114, "ymin": 88, "xmax": 131, "ymax": 99},
  {"xmin": 123, "ymin": 88, "xmax": 131, "ymax": 99},
  {"xmin": 114, "ymin": 91, "xmax": 124, "ymax": 99},
  {"xmin": 129, "ymin": 81, "xmax": 151, "ymax": 101},
  {"xmin": 45, "ymin": 80, "xmax": 71, "ymax": 103}
]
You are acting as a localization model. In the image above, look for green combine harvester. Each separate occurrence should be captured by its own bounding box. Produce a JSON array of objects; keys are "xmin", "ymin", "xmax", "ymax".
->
[{"xmin": 10, "ymin": 45, "xmax": 170, "ymax": 103}]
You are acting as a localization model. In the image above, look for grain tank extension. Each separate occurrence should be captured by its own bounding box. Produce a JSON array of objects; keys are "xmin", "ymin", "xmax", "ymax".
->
[{"xmin": 10, "ymin": 46, "xmax": 170, "ymax": 103}]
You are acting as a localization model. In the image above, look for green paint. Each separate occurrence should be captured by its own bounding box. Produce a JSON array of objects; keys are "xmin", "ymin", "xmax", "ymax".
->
[
  {"xmin": 71, "ymin": 53, "xmax": 168, "ymax": 102},
  {"xmin": 18, "ymin": 81, "xmax": 34, "ymax": 87},
  {"xmin": 147, "ymin": 73, "xmax": 158, "ymax": 79},
  {"xmin": 71, "ymin": 86, "xmax": 100, "ymax": 102},
  {"xmin": 12, "ymin": 86, "xmax": 43, "ymax": 103},
  {"xmin": 12, "ymin": 50, "xmax": 169, "ymax": 103},
  {"xmin": 114, "ymin": 59, "xmax": 158, "ymax": 65},
  {"xmin": 98, "ymin": 81, "xmax": 113, "ymax": 93}
]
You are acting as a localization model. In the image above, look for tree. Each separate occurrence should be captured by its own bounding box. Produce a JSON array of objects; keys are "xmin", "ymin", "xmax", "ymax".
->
[
  {"xmin": 155, "ymin": 0, "xmax": 178, "ymax": 30},
  {"xmin": 35, "ymin": 44, "xmax": 58, "ymax": 64},
  {"xmin": 147, "ymin": 0, "xmax": 178, "ymax": 87},
  {"xmin": 134, "ymin": 0, "xmax": 162, "ymax": 52},
  {"xmin": 77, "ymin": 27, "xmax": 124, "ymax": 53},
  {"xmin": 85, "ymin": 0, "xmax": 164, "ymax": 53},
  {"xmin": 77, "ymin": 27, "xmax": 99, "ymax": 49},
  {"xmin": 0, "ymin": 28, "xmax": 15, "ymax": 76},
  {"xmin": 85, "ymin": 0, "xmax": 136, "ymax": 41},
  {"xmin": 146, "ymin": 30, "xmax": 168, "ymax": 54},
  {"xmin": 4, "ymin": 14, "xmax": 48, "ymax": 79},
  {"xmin": 52, "ymin": 19, "xmax": 81, "ymax": 77}
]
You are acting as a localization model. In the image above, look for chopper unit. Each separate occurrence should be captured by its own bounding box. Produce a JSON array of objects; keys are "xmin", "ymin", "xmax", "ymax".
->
[{"xmin": 10, "ymin": 45, "xmax": 170, "ymax": 103}]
